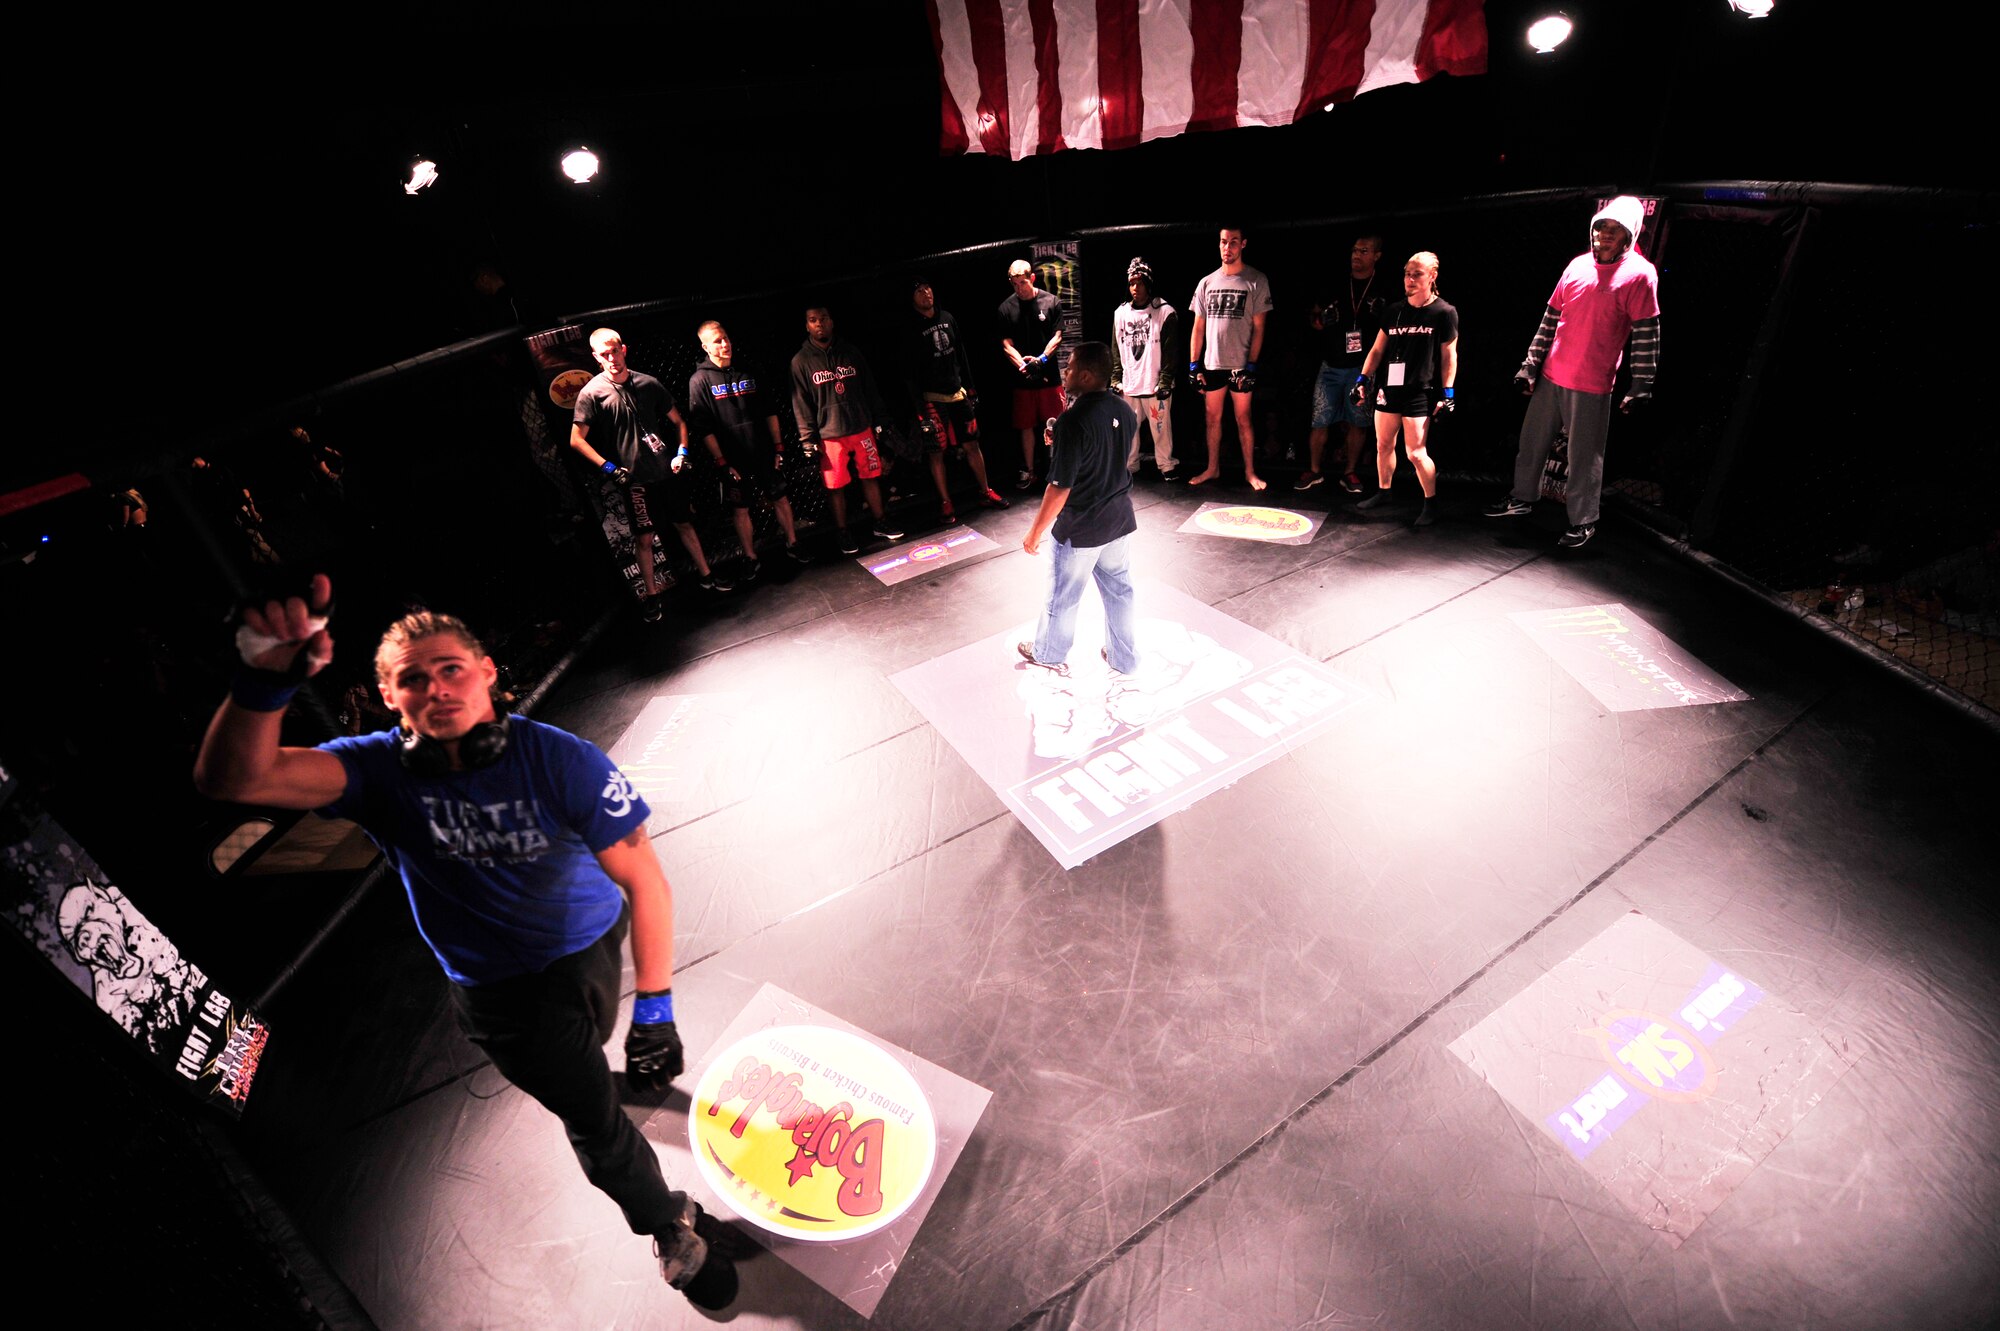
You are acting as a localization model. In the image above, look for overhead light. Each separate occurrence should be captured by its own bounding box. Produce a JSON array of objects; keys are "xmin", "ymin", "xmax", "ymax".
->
[
  {"xmin": 404, "ymin": 158, "xmax": 439, "ymax": 195},
  {"xmin": 1727, "ymin": 0, "xmax": 1774, "ymax": 15},
  {"xmin": 561, "ymin": 148, "xmax": 600, "ymax": 184},
  {"xmin": 1527, "ymin": 14, "xmax": 1573, "ymax": 53}
]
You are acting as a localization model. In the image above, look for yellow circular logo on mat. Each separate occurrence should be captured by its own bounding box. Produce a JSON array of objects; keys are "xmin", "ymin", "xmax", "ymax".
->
[
  {"xmin": 548, "ymin": 368, "xmax": 593, "ymax": 408},
  {"xmin": 689, "ymin": 1025, "xmax": 937, "ymax": 1242},
  {"xmin": 1195, "ymin": 505, "xmax": 1312, "ymax": 541},
  {"xmin": 910, "ymin": 542, "xmax": 948, "ymax": 562}
]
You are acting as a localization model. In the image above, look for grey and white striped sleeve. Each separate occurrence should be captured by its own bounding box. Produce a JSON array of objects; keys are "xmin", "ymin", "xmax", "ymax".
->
[
  {"xmin": 1520, "ymin": 304, "xmax": 1560, "ymax": 374},
  {"xmin": 1624, "ymin": 315, "xmax": 1661, "ymax": 398}
]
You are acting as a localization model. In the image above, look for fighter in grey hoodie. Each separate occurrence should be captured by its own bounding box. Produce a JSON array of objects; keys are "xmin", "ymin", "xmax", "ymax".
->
[{"xmin": 1486, "ymin": 195, "xmax": 1662, "ymax": 549}]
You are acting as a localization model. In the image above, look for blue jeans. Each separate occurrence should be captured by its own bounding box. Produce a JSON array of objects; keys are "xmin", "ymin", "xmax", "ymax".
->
[{"xmin": 1034, "ymin": 532, "xmax": 1139, "ymax": 673}]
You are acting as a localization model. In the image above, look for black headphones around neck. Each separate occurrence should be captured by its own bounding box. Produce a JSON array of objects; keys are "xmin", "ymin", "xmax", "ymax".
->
[{"xmin": 398, "ymin": 714, "xmax": 512, "ymax": 776}]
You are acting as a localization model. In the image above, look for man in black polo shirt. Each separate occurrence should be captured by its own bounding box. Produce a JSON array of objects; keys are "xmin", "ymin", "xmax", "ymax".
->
[{"xmin": 1017, "ymin": 342, "xmax": 1141, "ymax": 676}]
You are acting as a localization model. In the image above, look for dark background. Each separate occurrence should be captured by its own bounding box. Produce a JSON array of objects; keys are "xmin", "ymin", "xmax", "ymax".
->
[{"xmin": 28, "ymin": 0, "xmax": 1986, "ymax": 485}]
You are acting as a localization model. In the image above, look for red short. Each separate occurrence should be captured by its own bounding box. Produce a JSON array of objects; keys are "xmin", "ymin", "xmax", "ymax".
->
[
  {"xmin": 1012, "ymin": 385, "xmax": 1066, "ymax": 429},
  {"xmin": 818, "ymin": 428, "xmax": 883, "ymax": 488}
]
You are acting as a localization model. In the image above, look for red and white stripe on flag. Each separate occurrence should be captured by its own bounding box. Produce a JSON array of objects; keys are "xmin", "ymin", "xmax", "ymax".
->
[{"xmin": 928, "ymin": 0, "xmax": 1487, "ymax": 159}]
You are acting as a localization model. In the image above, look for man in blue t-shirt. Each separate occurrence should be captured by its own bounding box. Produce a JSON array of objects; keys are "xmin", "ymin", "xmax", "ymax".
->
[
  {"xmin": 193, "ymin": 576, "xmax": 744, "ymax": 1311},
  {"xmin": 1017, "ymin": 342, "xmax": 1141, "ymax": 676}
]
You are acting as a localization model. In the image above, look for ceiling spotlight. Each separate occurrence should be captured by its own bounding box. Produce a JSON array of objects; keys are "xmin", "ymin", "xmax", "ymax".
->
[
  {"xmin": 1527, "ymin": 14, "xmax": 1573, "ymax": 53},
  {"xmin": 561, "ymin": 148, "xmax": 600, "ymax": 184},
  {"xmin": 404, "ymin": 158, "xmax": 439, "ymax": 195},
  {"xmin": 1727, "ymin": 0, "xmax": 1774, "ymax": 15}
]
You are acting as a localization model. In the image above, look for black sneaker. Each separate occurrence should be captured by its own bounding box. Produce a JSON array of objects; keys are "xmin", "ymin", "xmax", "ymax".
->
[
  {"xmin": 1557, "ymin": 523, "xmax": 1596, "ymax": 549},
  {"xmin": 838, "ymin": 530, "xmax": 862, "ymax": 555},
  {"xmin": 1354, "ymin": 491, "xmax": 1393, "ymax": 511},
  {"xmin": 785, "ymin": 542, "xmax": 812, "ymax": 565},
  {"xmin": 1158, "ymin": 465, "xmax": 1180, "ymax": 483},
  {"xmin": 656, "ymin": 1200, "xmax": 737, "ymax": 1311},
  {"xmin": 1015, "ymin": 469, "xmax": 1037, "ymax": 492},
  {"xmin": 696, "ymin": 571, "xmax": 734, "ymax": 592},
  {"xmin": 1484, "ymin": 497, "xmax": 1534, "ymax": 518},
  {"xmin": 1292, "ymin": 470, "xmax": 1324, "ymax": 491},
  {"xmin": 872, "ymin": 521, "xmax": 905, "ymax": 542},
  {"xmin": 1338, "ymin": 472, "xmax": 1364, "ymax": 494},
  {"xmin": 640, "ymin": 598, "xmax": 664, "ymax": 624},
  {"xmin": 739, "ymin": 558, "xmax": 761, "ymax": 582}
]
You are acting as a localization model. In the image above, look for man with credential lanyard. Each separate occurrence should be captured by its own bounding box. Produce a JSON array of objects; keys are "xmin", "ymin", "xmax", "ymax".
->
[{"xmin": 192, "ymin": 576, "xmax": 749, "ymax": 1312}]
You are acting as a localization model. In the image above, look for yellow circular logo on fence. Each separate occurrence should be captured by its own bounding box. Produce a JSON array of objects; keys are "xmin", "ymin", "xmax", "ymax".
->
[
  {"xmin": 547, "ymin": 368, "xmax": 593, "ymax": 408},
  {"xmin": 1195, "ymin": 505, "xmax": 1313, "ymax": 541},
  {"xmin": 689, "ymin": 1025, "xmax": 937, "ymax": 1242}
]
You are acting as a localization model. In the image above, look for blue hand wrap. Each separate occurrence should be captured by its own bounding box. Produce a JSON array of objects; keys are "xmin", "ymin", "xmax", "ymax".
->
[
  {"xmin": 1244, "ymin": 360, "xmax": 1258, "ymax": 374},
  {"xmin": 600, "ymin": 459, "xmax": 618, "ymax": 475},
  {"xmin": 1442, "ymin": 386, "xmax": 1454, "ymax": 399},
  {"xmin": 230, "ymin": 668, "xmax": 301, "ymax": 713},
  {"xmin": 633, "ymin": 991, "xmax": 674, "ymax": 1026}
]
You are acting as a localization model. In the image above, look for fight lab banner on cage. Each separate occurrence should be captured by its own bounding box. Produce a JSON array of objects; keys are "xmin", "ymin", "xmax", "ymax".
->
[
  {"xmin": 686, "ymin": 983, "xmax": 991, "ymax": 1318},
  {"xmin": 1033, "ymin": 239, "xmax": 1083, "ymax": 378},
  {"xmin": 928, "ymin": 0, "xmax": 1488, "ymax": 158},
  {"xmin": 0, "ymin": 764, "xmax": 270, "ymax": 1116},
  {"xmin": 1448, "ymin": 911, "xmax": 1858, "ymax": 1244}
]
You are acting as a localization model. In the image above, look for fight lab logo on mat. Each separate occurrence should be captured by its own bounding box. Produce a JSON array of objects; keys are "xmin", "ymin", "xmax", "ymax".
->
[
  {"xmin": 1179, "ymin": 502, "xmax": 1325, "ymax": 546},
  {"xmin": 1511, "ymin": 603, "xmax": 1750, "ymax": 712},
  {"xmin": 691, "ymin": 1024, "xmax": 938, "ymax": 1243},
  {"xmin": 893, "ymin": 581, "xmax": 1369, "ymax": 869},
  {"xmin": 1449, "ymin": 911, "xmax": 1853, "ymax": 1244}
]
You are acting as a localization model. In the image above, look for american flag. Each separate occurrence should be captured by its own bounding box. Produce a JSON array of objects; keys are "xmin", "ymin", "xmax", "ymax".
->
[{"xmin": 928, "ymin": 0, "xmax": 1488, "ymax": 159}]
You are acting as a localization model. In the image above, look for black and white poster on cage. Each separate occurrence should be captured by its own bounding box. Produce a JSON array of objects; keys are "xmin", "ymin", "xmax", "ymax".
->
[{"xmin": 0, "ymin": 767, "xmax": 270, "ymax": 1116}]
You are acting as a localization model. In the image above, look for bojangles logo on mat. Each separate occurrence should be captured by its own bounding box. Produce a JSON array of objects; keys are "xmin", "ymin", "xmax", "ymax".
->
[
  {"xmin": 1195, "ymin": 506, "xmax": 1313, "ymax": 541},
  {"xmin": 690, "ymin": 1025, "xmax": 938, "ymax": 1242}
]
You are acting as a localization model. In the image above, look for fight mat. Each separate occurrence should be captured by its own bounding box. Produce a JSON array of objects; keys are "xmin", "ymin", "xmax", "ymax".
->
[{"xmin": 892, "ymin": 581, "xmax": 1368, "ymax": 868}]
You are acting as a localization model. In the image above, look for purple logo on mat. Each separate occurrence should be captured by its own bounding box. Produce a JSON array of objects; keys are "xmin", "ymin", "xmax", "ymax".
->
[{"xmin": 1549, "ymin": 966, "xmax": 1768, "ymax": 1160}]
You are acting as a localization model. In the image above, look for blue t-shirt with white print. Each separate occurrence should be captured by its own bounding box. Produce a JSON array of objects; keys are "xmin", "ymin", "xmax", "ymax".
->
[{"xmin": 318, "ymin": 718, "xmax": 651, "ymax": 986}]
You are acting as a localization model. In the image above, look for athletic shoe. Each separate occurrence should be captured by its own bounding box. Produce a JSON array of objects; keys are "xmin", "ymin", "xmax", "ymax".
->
[
  {"xmin": 1339, "ymin": 472, "xmax": 1364, "ymax": 494},
  {"xmin": 1354, "ymin": 491, "xmax": 1393, "ymax": 511},
  {"xmin": 1015, "ymin": 469, "xmax": 1037, "ymax": 492},
  {"xmin": 1293, "ymin": 471, "xmax": 1324, "ymax": 491},
  {"xmin": 640, "ymin": 598, "xmax": 664, "ymax": 624},
  {"xmin": 1413, "ymin": 500, "xmax": 1436, "ymax": 527},
  {"xmin": 1015, "ymin": 641, "xmax": 1069, "ymax": 676},
  {"xmin": 696, "ymin": 571, "xmax": 734, "ymax": 592},
  {"xmin": 981, "ymin": 487, "xmax": 1011, "ymax": 510},
  {"xmin": 838, "ymin": 530, "xmax": 862, "ymax": 555},
  {"xmin": 1484, "ymin": 497, "xmax": 1534, "ymax": 518},
  {"xmin": 1158, "ymin": 465, "xmax": 1180, "ymax": 483},
  {"xmin": 872, "ymin": 521, "xmax": 905, "ymax": 542},
  {"xmin": 785, "ymin": 542, "xmax": 812, "ymax": 565},
  {"xmin": 940, "ymin": 503, "xmax": 958, "ymax": 526},
  {"xmin": 657, "ymin": 1199, "xmax": 738, "ymax": 1312},
  {"xmin": 1557, "ymin": 524, "xmax": 1596, "ymax": 549},
  {"xmin": 738, "ymin": 558, "xmax": 761, "ymax": 582}
]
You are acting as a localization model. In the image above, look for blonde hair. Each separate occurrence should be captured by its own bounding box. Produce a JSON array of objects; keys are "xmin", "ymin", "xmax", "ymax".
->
[
  {"xmin": 374, "ymin": 611, "xmax": 487, "ymax": 684},
  {"xmin": 1407, "ymin": 251, "xmax": 1440, "ymax": 278}
]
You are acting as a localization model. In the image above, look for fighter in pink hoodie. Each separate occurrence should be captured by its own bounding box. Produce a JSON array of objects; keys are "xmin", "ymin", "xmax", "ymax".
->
[{"xmin": 1485, "ymin": 195, "xmax": 1661, "ymax": 549}]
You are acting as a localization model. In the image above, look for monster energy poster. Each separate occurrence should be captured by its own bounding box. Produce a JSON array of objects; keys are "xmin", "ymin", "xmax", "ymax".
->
[
  {"xmin": 524, "ymin": 324, "xmax": 674, "ymax": 603},
  {"xmin": 1032, "ymin": 240, "xmax": 1082, "ymax": 378},
  {"xmin": 0, "ymin": 761, "xmax": 270, "ymax": 1116}
]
